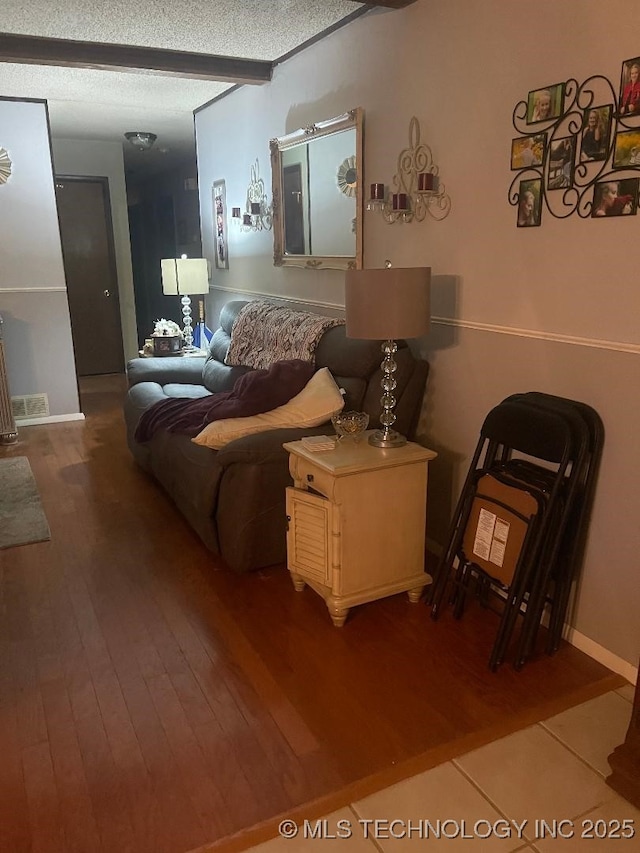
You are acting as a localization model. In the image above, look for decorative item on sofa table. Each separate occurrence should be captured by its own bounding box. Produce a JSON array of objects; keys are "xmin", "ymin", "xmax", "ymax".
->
[
  {"xmin": 192, "ymin": 299, "xmax": 213, "ymax": 351},
  {"xmin": 232, "ymin": 159, "xmax": 272, "ymax": 232},
  {"xmin": 366, "ymin": 116, "xmax": 451, "ymax": 224},
  {"xmin": 151, "ymin": 318, "xmax": 183, "ymax": 356},
  {"xmin": 160, "ymin": 255, "xmax": 209, "ymax": 351},
  {"xmin": 345, "ymin": 261, "xmax": 431, "ymax": 448}
]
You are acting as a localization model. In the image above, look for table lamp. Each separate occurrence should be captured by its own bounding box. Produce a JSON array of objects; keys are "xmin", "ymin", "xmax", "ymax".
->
[
  {"xmin": 160, "ymin": 256, "xmax": 210, "ymax": 351},
  {"xmin": 345, "ymin": 262, "xmax": 431, "ymax": 448}
]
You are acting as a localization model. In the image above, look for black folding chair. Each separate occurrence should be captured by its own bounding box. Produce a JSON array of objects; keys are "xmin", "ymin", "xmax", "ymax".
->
[
  {"xmin": 500, "ymin": 393, "xmax": 603, "ymax": 665},
  {"xmin": 429, "ymin": 394, "xmax": 601, "ymax": 671}
]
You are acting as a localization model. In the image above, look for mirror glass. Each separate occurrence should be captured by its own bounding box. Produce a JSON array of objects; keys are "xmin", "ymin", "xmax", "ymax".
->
[{"xmin": 270, "ymin": 108, "xmax": 363, "ymax": 270}]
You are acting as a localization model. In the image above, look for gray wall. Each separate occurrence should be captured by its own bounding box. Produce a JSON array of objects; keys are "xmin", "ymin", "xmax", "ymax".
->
[
  {"xmin": 0, "ymin": 99, "xmax": 80, "ymax": 419},
  {"xmin": 195, "ymin": 0, "xmax": 640, "ymax": 675}
]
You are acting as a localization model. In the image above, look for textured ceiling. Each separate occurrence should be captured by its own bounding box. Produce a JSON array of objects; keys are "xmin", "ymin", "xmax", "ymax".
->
[{"xmin": 0, "ymin": 0, "xmax": 366, "ymax": 179}]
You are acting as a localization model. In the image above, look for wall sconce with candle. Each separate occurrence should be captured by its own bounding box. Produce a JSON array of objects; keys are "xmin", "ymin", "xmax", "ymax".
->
[
  {"xmin": 232, "ymin": 159, "xmax": 273, "ymax": 232},
  {"xmin": 367, "ymin": 116, "xmax": 452, "ymax": 224}
]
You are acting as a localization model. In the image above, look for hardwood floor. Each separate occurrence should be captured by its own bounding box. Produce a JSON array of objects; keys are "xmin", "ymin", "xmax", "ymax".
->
[{"xmin": 0, "ymin": 374, "xmax": 625, "ymax": 853}]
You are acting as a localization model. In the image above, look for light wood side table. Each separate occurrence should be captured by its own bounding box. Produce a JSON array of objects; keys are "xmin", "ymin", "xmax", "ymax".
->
[{"xmin": 284, "ymin": 433, "xmax": 437, "ymax": 626}]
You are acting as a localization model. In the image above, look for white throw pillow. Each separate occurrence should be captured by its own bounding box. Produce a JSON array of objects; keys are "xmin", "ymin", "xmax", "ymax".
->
[{"xmin": 192, "ymin": 367, "xmax": 345, "ymax": 449}]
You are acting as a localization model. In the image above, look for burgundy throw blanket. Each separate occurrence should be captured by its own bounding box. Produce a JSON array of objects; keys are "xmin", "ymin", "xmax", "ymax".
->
[{"xmin": 135, "ymin": 358, "xmax": 315, "ymax": 442}]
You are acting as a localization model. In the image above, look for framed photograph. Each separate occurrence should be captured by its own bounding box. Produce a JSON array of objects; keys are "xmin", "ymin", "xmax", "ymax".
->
[
  {"xmin": 526, "ymin": 83, "xmax": 564, "ymax": 124},
  {"xmin": 213, "ymin": 179, "xmax": 229, "ymax": 270},
  {"xmin": 510, "ymin": 134, "xmax": 546, "ymax": 170},
  {"xmin": 591, "ymin": 178, "xmax": 639, "ymax": 218},
  {"xmin": 618, "ymin": 57, "xmax": 640, "ymax": 117},
  {"xmin": 613, "ymin": 129, "xmax": 640, "ymax": 167},
  {"xmin": 580, "ymin": 105, "xmax": 612, "ymax": 162},
  {"xmin": 547, "ymin": 137, "xmax": 575, "ymax": 190},
  {"xmin": 517, "ymin": 178, "xmax": 542, "ymax": 227}
]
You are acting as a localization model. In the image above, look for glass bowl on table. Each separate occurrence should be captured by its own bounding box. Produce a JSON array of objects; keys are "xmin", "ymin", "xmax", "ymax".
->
[{"xmin": 331, "ymin": 410, "xmax": 369, "ymax": 443}]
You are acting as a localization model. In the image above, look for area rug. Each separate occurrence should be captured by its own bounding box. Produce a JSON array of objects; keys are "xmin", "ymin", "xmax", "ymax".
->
[{"xmin": 0, "ymin": 456, "xmax": 51, "ymax": 549}]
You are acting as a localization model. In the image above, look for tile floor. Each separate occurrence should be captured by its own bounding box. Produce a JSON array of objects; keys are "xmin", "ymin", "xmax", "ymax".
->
[{"xmin": 246, "ymin": 683, "xmax": 638, "ymax": 851}]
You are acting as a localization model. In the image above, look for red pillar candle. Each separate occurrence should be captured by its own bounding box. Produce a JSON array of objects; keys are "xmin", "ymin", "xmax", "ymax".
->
[
  {"xmin": 418, "ymin": 172, "xmax": 435, "ymax": 192},
  {"xmin": 232, "ymin": 207, "xmax": 241, "ymax": 218},
  {"xmin": 242, "ymin": 213, "xmax": 252, "ymax": 226},
  {"xmin": 250, "ymin": 202, "xmax": 261, "ymax": 215},
  {"xmin": 370, "ymin": 182, "xmax": 385, "ymax": 201},
  {"xmin": 392, "ymin": 193, "xmax": 408, "ymax": 210}
]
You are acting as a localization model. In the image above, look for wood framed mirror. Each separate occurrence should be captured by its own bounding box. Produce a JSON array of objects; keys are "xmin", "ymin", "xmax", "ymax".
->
[{"xmin": 270, "ymin": 107, "xmax": 363, "ymax": 270}]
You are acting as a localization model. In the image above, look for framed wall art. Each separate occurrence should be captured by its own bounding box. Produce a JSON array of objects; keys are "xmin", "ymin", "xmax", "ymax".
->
[
  {"xmin": 526, "ymin": 83, "xmax": 564, "ymax": 124},
  {"xmin": 516, "ymin": 178, "xmax": 542, "ymax": 227},
  {"xmin": 591, "ymin": 177, "xmax": 639, "ymax": 218},
  {"xmin": 213, "ymin": 179, "xmax": 229, "ymax": 270},
  {"xmin": 618, "ymin": 57, "xmax": 640, "ymax": 117},
  {"xmin": 510, "ymin": 134, "xmax": 546, "ymax": 170},
  {"xmin": 580, "ymin": 106, "xmax": 612, "ymax": 162},
  {"xmin": 547, "ymin": 137, "xmax": 575, "ymax": 190},
  {"xmin": 613, "ymin": 129, "xmax": 640, "ymax": 167},
  {"xmin": 511, "ymin": 64, "xmax": 640, "ymax": 223}
]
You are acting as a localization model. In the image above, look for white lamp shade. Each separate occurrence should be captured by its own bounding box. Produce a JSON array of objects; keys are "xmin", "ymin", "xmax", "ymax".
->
[
  {"xmin": 161, "ymin": 258, "xmax": 210, "ymax": 296},
  {"xmin": 345, "ymin": 267, "xmax": 431, "ymax": 340}
]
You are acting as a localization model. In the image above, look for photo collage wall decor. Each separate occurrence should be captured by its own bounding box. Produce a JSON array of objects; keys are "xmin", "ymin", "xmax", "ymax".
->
[{"xmin": 510, "ymin": 57, "xmax": 640, "ymax": 226}]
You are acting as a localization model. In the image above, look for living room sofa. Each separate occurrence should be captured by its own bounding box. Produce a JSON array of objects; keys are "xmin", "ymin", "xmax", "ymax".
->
[{"xmin": 124, "ymin": 299, "xmax": 429, "ymax": 573}]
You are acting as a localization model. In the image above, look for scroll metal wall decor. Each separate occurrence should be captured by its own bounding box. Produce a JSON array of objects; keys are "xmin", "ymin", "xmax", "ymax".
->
[{"xmin": 510, "ymin": 56, "xmax": 640, "ymax": 227}]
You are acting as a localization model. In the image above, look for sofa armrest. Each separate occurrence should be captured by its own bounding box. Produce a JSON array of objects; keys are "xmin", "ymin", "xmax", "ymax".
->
[
  {"xmin": 214, "ymin": 425, "xmax": 332, "ymax": 468},
  {"xmin": 126, "ymin": 356, "xmax": 206, "ymax": 388},
  {"xmin": 214, "ymin": 425, "xmax": 332, "ymax": 573}
]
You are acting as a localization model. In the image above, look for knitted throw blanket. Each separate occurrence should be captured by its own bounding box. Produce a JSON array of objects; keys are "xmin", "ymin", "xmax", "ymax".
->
[
  {"xmin": 225, "ymin": 300, "xmax": 344, "ymax": 370},
  {"xmin": 134, "ymin": 359, "xmax": 315, "ymax": 442}
]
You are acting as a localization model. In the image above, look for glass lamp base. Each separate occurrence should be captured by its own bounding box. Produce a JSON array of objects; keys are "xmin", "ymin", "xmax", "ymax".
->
[{"xmin": 368, "ymin": 429, "xmax": 407, "ymax": 448}]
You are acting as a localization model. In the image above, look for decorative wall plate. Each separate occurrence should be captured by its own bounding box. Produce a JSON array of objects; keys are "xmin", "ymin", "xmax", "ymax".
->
[
  {"xmin": 0, "ymin": 148, "xmax": 12, "ymax": 184},
  {"xmin": 337, "ymin": 155, "xmax": 357, "ymax": 196}
]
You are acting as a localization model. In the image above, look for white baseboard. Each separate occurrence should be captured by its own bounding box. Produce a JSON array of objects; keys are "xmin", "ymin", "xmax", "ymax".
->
[
  {"xmin": 425, "ymin": 544, "xmax": 637, "ymax": 686},
  {"xmin": 564, "ymin": 628, "xmax": 637, "ymax": 685},
  {"xmin": 16, "ymin": 413, "xmax": 85, "ymax": 427}
]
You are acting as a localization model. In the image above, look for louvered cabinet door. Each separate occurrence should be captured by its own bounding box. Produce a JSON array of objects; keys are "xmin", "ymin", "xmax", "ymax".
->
[{"xmin": 285, "ymin": 486, "xmax": 333, "ymax": 586}]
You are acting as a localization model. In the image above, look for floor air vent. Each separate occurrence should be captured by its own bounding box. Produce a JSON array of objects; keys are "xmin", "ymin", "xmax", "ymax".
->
[{"xmin": 12, "ymin": 393, "xmax": 50, "ymax": 420}]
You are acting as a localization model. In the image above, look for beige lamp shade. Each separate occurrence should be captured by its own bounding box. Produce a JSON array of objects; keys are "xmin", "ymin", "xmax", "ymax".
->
[
  {"xmin": 345, "ymin": 266, "xmax": 431, "ymax": 340},
  {"xmin": 161, "ymin": 258, "xmax": 210, "ymax": 296}
]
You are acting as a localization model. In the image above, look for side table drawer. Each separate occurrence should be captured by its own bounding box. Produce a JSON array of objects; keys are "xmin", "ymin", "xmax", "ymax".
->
[
  {"xmin": 289, "ymin": 455, "xmax": 336, "ymax": 501},
  {"xmin": 286, "ymin": 487, "xmax": 332, "ymax": 585}
]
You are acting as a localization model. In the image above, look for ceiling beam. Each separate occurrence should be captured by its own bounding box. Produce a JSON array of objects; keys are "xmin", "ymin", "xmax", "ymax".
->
[
  {"xmin": 0, "ymin": 32, "xmax": 272, "ymax": 84},
  {"xmin": 359, "ymin": 1, "xmax": 418, "ymax": 8}
]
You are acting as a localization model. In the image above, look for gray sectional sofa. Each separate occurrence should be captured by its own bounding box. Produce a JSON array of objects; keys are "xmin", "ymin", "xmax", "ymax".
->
[{"xmin": 124, "ymin": 300, "xmax": 429, "ymax": 573}]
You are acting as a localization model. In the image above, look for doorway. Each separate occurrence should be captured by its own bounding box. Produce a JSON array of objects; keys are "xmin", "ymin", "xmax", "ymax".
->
[
  {"xmin": 55, "ymin": 177, "xmax": 125, "ymax": 376},
  {"xmin": 128, "ymin": 194, "xmax": 181, "ymax": 349},
  {"xmin": 283, "ymin": 164, "xmax": 306, "ymax": 255}
]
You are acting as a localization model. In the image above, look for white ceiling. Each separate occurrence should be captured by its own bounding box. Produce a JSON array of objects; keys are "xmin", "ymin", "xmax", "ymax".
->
[{"xmin": 0, "ymin": 0, "xmax": 367, "ymax": 179}]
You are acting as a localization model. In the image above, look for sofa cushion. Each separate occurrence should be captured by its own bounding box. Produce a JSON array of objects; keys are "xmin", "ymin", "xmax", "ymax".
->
[
  {"xmin": 191, "ymin": 367, "xmax": 344, "ymax": 449},
  {"xmin": 202, "ymin": 355, "xmax": 251, "ymax": 394},
  {"xmin": 162, "ymin": 383, "xmax": 212, "ymax": 400}
]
